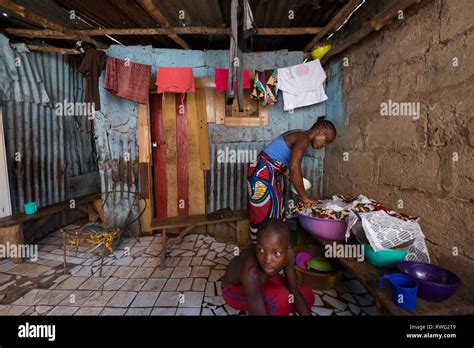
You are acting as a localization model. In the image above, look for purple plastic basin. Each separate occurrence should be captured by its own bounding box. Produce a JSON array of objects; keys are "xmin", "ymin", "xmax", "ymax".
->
[
  {"xmin": 298, "ymin": 214, "xmax": 348, "ymax": 241},
  {"xmin": 398, "ymin": 261, "xmax": 461, "ymax": 302}
]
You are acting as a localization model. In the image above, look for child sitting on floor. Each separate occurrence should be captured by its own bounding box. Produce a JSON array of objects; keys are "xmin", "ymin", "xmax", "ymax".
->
[{"xmin": 222, "ymin": 218, "xmax": 314, "ymax": 316}]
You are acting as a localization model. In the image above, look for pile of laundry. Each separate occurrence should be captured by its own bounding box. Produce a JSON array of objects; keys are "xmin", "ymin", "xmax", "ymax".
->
[{"xmin": 286, "ymin": 195, "xmax": 418, "ymax": 222}]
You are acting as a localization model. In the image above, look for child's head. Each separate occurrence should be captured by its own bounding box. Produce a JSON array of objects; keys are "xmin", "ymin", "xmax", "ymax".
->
[
  {"xmin": 309, "ymin": 116, "xmax": 336, "ymax": 149},
  {"xmin": 255, "ymin": 219, "xmax": 291, "ymax": 276}
]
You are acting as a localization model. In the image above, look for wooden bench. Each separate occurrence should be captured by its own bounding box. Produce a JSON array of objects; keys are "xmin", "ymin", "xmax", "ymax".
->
[
  {"xmin": 0, "ymin": 193, "xmax": 103, "ymax": 263},
  {"xmin": 150, "ymin": 210, "xmax": 249, "ymax": 269},
  {"xmin": 312, "ymin": 236, "xmax": 474, "ymax": 315}
]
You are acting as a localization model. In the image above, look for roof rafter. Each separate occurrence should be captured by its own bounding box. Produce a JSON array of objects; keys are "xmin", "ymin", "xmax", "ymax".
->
[
  {"xmin": 304, "ymin": 0, "xmax": 364, "ymax": 51},
  {"xmin": 0, "ymin": 0, "xmax": 107, "ymax": 49},
  {"xmin": 136, "ymin": 0, "xmax": 190, "ymax": 49},
  {"xmin": 320, "ymin": 0, "xmax": 423, "ymax": 63}
]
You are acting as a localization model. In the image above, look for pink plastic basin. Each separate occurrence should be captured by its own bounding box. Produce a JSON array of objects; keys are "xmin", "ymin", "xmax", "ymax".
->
[{"xmin": 298, "ymin": 214, "xmax": 348, "ymax": 241}]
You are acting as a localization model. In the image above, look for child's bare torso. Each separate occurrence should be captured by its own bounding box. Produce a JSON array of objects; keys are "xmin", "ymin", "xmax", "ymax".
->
[{"xmin": 222, "ymin": 245, "xmax": 290, "ymax": 288}]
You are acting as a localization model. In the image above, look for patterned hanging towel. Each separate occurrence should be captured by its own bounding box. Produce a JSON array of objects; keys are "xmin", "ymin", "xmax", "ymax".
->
[
  {"xmin": 104, "ymin": 56, "xmax": 151, "ymax": 104},
  {"xmin": 250, "ymin": 69, "xmax": 278, "ymax": 105}
]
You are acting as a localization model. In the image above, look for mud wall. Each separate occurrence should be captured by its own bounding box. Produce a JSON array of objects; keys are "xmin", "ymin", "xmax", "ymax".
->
[{"xmin": 323, "ymin": 0, "xmax": 474, "ymax": 282}]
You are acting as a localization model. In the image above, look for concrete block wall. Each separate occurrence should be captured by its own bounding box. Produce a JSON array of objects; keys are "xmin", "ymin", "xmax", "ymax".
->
[{"xmin": 323, "ymin": 0, "xmax": 474, "ymax": 283}]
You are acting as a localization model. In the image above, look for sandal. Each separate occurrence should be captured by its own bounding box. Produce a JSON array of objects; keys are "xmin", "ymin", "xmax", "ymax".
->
[{"xmin": 206, "ymin": 207, "xmax": 234, "ymax": 221}]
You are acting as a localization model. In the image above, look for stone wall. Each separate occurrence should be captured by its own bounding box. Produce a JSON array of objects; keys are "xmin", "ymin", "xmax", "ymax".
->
[{"xmin": 323, "ymin": 0, "xmax": 474, "ymax": 283}]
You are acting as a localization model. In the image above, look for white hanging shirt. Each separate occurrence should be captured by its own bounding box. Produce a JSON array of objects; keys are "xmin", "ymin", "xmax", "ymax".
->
[{"xmin": 277, "ymin": 59, "xmax": 328, "ymax": 111}]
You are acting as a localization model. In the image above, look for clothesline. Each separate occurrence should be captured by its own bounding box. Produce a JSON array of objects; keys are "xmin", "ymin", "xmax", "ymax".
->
[
  {"xmin": 105, "ymin": 54, "xmax": 306, "ymax": 73},
  {"xmin": 79, "ymin": 46, "xmax": 327, "ymax": 111}
]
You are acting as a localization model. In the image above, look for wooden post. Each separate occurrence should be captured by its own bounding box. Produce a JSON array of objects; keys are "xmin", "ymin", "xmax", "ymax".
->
[
  {"xmin": 138, "ymin": 103, "xmax": 153, "ymax": 234},
  {"xmin": 1, "ymin": 224, "xmax": 24, "ymax": 264},
  {"xmin": 195, "ymin": 88, "xmax": 211, "ymax": 170},
  {"xmin": 236, "ymin": 219, "xmax": 250, "ymax": 249}
]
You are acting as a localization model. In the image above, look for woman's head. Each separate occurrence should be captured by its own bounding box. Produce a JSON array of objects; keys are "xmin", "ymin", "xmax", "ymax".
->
[{"xmin": 308, "ymin": 116, "xmax": 336, "ymax": 149}]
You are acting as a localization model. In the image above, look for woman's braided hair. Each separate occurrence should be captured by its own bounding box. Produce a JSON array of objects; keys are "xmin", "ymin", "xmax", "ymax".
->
[{"xmin": 311, "ymin": 116, "xmax": 336, "ymax": 135}]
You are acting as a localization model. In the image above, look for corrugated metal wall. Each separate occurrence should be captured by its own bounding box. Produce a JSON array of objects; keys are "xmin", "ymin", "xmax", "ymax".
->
[
  {"xmin": 0, "ymin": 40, "xmax": 98, "ymax": 213},
  {"xmin": 207, "ymin": 141, "xmax": 264, "ymax": 212},
  {"xmin": 205, "ymin": 50, "xmax": 326, "ymax": 213}
]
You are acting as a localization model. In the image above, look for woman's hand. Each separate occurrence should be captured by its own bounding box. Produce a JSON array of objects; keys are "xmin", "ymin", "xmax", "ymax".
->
[{"xmin": 301, "ymin": 196, "xmax": 318, "ymax": 205}]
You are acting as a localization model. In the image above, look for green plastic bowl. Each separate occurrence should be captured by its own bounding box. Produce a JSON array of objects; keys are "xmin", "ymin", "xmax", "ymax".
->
[
  {"xmin": 364, "ymin": 244, "xmax": 407, "ymax": 268},
  {"xmin": 307, "ymin": 257, "xmax": 338, "ymax": 272}
]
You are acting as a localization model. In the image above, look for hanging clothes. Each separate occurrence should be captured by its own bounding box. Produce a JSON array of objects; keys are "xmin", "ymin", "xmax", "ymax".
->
[
  {"xmin": 277, "ymin": 59, "xmax": 327, "ymax": 111},
  {"xmin": 78, "ymin": 46, "xmax": 106, "ymax": 110},
  {"xmin": 215, "ymin": 68, "xmax": 250, "ymax": 93},
  {"xmin": 0, "ymin": 36, "xmax": 49, "ymax": 104},
  {"xmin": 242, "ymin": 0, "xmax": 258, "ymax": 40},
  {"xmin": 250, "ymin": 69, "xmax": 278, "ymax": 105},
  {"xmin": 155, "ymin": 67, "xmax": 195, "ymax": 93},
  {"xmin": 227, "ymin": 0, "xmax": 244, "ymax": 111},
  {"xmin": 104, "ymin": 56, "xmax": 151, "ymax": 105}
]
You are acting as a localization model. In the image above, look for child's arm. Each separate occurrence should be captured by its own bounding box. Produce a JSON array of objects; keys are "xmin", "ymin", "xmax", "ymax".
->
[
  {"xmin": 241, "ymin": 267, "xmax": 267, "ymax": 315},
  {"xmin": 285, "ymin": 250, "xmax": 312, "ymax": 316}
]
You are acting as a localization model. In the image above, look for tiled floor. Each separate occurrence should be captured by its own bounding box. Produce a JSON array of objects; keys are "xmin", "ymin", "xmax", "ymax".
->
[{"xmin": 0, "ymin": 229, "xmax": 377, "ymax": 316}]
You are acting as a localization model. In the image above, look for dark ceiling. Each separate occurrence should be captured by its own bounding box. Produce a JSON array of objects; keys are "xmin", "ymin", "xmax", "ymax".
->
[{"xmin": 0, "ymin": 0, "xmax": 349, "ymax": 51}]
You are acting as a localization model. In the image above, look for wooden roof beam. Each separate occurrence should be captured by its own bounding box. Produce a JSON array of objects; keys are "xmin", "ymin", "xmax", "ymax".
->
[
  {"xmin": 136, "ymin": 0, "xmax": 190, "ymax": 49},
  {"xmin": 0, "ymin": 0, "xmax": 107, "ymax": 49},
  {"xmin": 26, "ymin": 44, "xmax": 80, "ymax": 54},
  {"xmin": 4, "ymin": 27, "xmax": 324, "ymax": 39},
  {"xmin": 320, "ymin": 0, "xmax": 423, "ymax": 64},
  {"xmin": 305, "ymin": 0, "xmax": 364, "ymax": 51}
]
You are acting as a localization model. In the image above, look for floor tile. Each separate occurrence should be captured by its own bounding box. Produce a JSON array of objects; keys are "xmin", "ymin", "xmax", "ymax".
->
[
  {"xmin": 155, "ymin": 292, "xmax": 179, "ymax": 307},
  {"xmin": 311, "ymin": 307, "xmax": 333, "ymax": 316},
  {"xmin": 322, "ymin": 295, "xmax": 347, "ymax": 311},
  {"xmin": 105, "ymin": 291, "xmax": 137, "ymax": 308},
  {"xmin": 47, "ymin": 306, "xmax": 79, "ymax": 316},
  {"xmin": 151, "ymin": 307, "xmax": 176, "ymax": 316},
  {"xmin": 125, "ymin": 307, "xmax": 152, "ymax": 316},
  {"xmin": 83, "ymin": 291, "xmax": 116, "ymax": 307},
  {"xmin": 75, "ymin": 307, "xmax": 103, "ymax": 316},
  {"xmin": 142, "ymin": 278, "xmax": 167, "ymax": 292},
  {"xmin": 179, "ymin": 291, "xmax": 204, "ymax": 308},
  {"xmin": 103, "ymin": 277, "xmax": 128, "ymax": 291},
  {"xmin": 100, "ymin": 307, "xmax": 127, "ymax": 316},
  {"xmin": 170, "ymin": 267, "xmax": 191, "ymax": 279},
  {"xmin": 151, "ymin": 267, "xmax": 174, "ymax": 278},
  {"xmin": 208, "ymin": 270, "xmax": 225, "ymax": 282},
  {"xmin": 130, "ymin": 292, "xmax": 159, "ymax": 307},
  {"xmin": 192, "ymin": 278, "xmax": 206, "ymax": 292},
  {"xmin": 163, "ymin": 278, "xmax": 180, "ymax": 291},
  {"xmin": 177, "ymin": 278, "xmax": 193, "ymax": 291},
  {"xmin": 345, "ymin": 279, "xmax": 368, "ymax": 294},
  {"xmin": 176, "ymin": 307, "xmax": 200, "ymax": 315},
  {"xmin": 190, "ymin": 266, "xmax": 211, "ymax": 278}
]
